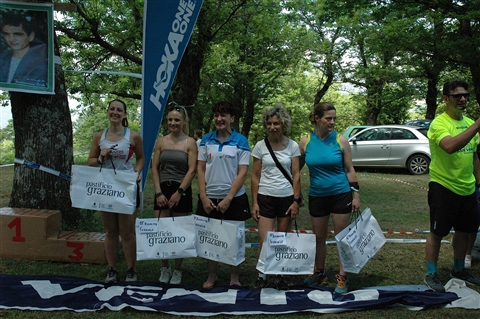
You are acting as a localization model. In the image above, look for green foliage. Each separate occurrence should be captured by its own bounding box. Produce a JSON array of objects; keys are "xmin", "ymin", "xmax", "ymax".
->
[
  {"xmin": 0, "ymin": 120, "xmax": 14, "ymax": 165},
  {"xmin": 54, "ymin": 0, "xmax": 480, "ymax": 143},
  {"xmin": 0, "ymin": 119, "xmax": 13, "ymax": 142},
  {"xmin": 56, "ymin": 0, "xmax": 143, "ymax": 102},
  {"xmin": 195, "ymin": 0, "xmax": 308, "ymax": 137},
  {"xmin": 0, "ymin": 139, "xmax": 14, "ymax": 164}
]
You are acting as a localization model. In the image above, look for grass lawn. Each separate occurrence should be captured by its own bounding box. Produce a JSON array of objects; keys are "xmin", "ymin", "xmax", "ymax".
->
[{"xmin": 0, "ymin": 163, "xmax": 479, "ymax": 318}]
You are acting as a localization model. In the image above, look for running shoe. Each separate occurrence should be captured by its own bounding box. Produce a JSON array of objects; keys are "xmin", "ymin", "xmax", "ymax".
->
[
  {"xmin": 253, "ymin": 277, "xmax": 268, "ymax": 289},
  {"xmin": 334, "ymin": 274, "xmax": 349, "ymax": 294},
  {"xmin": 451, "ymin": 268, "xmax": 480, "ymax": 286},
  {"xmin": 159, "ymin": 267, "xmax": 172, "ymax": 283},
  {"xmin": 304, "ymin": 269, "xmax": 328, "ymax": 285},
  {"xmin": 125, "ymin": 268, "xmax": 137, "ymax": 282},
  {"xmin": 105, "ymin": 268, "xmax": 118, "ymax": 284},
  {"xmin": 424, "ymin": 273, "xmax": 445, "ymax": 292},
  {"xmin": 170, "ymin": 269, "xmax": 182, "ymax": 284},
  {"xmin": 273, "ymin": 275, "xmax": 289, "ymax": 290}
]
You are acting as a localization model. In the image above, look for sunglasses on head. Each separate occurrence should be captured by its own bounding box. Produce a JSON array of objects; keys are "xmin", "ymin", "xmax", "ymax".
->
[
  {"xmin": 167, "ymin": 105, "xmax": 185, "ymax": 112},
  {"xmin": 448, "ymin": 93, "xmax": 470, "ymax": 101}
]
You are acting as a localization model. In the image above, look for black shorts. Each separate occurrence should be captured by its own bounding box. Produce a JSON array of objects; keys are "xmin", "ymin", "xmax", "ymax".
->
[
  {"xmin": 309, "ymin": 191, "xmax": 352, "ymax": 217},
  {"xmin": 196, "ymin": 193, "xmax": 251, "ymax": 221},
  {"xmin": 153, "ymin": 180, "xmax": 193, "ymax": 213},
  {"xmin": 428, "ymin": 182, "xmax": 479, "ymax": 237},
  {"xmin": 258, "ymin": 194, "xmax": 293, "ymax": 219}
]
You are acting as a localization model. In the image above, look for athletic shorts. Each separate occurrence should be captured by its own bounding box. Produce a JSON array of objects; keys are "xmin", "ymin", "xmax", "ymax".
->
[
  {"xmin": 428, "ymin": 182, "xmax": 479, "ymax": 237},
  {"xmin": 153, "ymin": 180, "xmax": 193, "ymax": 213},
  {"xmin": 196, "ymin": 193, "xmax": 251, "ymax": 221},
  {"xmin": 308, "ymin": 191, "xmax": 352, "ymax": 217},
  {"xmin": 258, "ymin": 194, "xmax": 293, "ymax": 219}
]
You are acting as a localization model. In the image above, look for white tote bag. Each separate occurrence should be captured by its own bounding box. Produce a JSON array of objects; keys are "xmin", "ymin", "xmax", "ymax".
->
[
  {"xmin": 136, "ymin": 216, "xmax": 197, "ymax": 260},
  {"xmin": 194, "ymin": 215, "xmax": 245, "ymax": 266},
  {"xmin": 256, "ymin": 231, "xmax": 316, "ymax": 275},
  {"xmin": 335, "ymin": 207, "xmax": 386, "ymax": 274},
  {"xmin": 70, "ymin": 165, "xmax": 137, "ymax": 214}
]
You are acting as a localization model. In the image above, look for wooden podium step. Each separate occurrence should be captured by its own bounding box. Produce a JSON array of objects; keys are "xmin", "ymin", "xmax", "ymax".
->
[{"xmin": 0, "ymin": 207, "xmax": 106, "ymax": 264}]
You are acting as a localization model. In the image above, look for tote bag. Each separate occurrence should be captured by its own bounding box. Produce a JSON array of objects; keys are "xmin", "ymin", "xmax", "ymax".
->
[
  {"xmin": 136, "ymin": 216, "xmax": 197, "ymax": 260},
  {"xmin": 194, "ymin": 215, "xmax": 245, "ymax": 266},
  {"xmin": 256, "ymin": 231, "xmax": 316, "ymax": 275},
  {"xmin": 335, "ymin": 207, "xmax": 386, "ymax": 274},
  {"xmin": 70, "ymin": 165, "xmax": 137, "ymax": 214}
]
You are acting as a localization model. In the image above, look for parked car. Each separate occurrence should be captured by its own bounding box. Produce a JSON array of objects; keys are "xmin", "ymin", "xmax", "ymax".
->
[
  {"xmin": 405, "ymin": 119, "xmax": 432, "ymax": 128},
  {"xmin": 342, "ymin": 125, "xmax": 371, "ymax": 139},
  {"xmin": 348, "ymin": 125, "xmax": 430, "ymax": 175}
]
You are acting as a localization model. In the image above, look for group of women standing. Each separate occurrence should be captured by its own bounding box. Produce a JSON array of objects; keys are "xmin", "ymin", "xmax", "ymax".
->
[{"xmin": 88, "ymin": 99, "xmax": 360, "ymax": 295}]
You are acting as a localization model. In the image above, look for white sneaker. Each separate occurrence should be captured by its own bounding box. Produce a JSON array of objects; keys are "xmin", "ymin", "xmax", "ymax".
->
[
  {"xmin": 465, "ymin": 255, "xmax": 472, "ymax": 269},
  {"xmin": 159, "ymin": 267, "xmax": 172, "ymax": 283},
  {"xmin": 170, "ymin": 269, "xmax": 182, "ymax": 284}
]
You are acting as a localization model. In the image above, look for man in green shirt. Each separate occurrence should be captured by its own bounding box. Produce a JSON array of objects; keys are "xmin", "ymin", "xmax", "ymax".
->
[{"xmin": 424, "ymin": 79, "xmax": 480, "ymax": 292}]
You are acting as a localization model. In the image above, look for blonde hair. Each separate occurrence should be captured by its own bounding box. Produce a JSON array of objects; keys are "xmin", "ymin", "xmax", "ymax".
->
[{"xmin": 167, "ymin": 107, "xmax": 190, "ymax": 135}]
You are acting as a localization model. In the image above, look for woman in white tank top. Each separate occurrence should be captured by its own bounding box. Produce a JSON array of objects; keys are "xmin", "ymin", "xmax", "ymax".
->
[{"xmin": 88, "ymin": 99, "xmax": 144, "ymax": 284}]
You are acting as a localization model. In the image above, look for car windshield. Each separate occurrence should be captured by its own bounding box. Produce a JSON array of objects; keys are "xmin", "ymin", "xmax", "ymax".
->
[{"xmin": 406, "ymin": 120, "xmax": 431, "ymax": 128}]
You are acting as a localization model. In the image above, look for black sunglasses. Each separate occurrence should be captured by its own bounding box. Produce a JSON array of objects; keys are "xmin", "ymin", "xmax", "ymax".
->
[{"xmin": 448, "ymin": 93, "xmax": 470, "ymax": 101}]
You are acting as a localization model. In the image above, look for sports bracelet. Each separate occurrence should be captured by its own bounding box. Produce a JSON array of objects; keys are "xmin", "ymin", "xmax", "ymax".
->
[{"xmin": 350, "ymin": 181, "xmax": 359, "ymax": 192}]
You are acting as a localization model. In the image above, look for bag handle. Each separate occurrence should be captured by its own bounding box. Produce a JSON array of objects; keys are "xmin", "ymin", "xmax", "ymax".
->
[
  {"xmin": 264, "ymin": 137, "xmax": 293, "ymax": 185},
  {"xmin": 284, "ymin": 220, "xmax": 299, "ymax": 237},
  {"xmin": 99, "ymin": 144, "xmax": 118, "ymax": 174},
  {"xmin": 348, "ymin": 210, "xmax": 362, "ymax": 231},
  {"xmin": 99, "ymin": 157, "xmax": 117, "ymax": 174}
]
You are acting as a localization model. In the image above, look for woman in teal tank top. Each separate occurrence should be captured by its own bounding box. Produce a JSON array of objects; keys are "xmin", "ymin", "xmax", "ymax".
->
[{"xmin": 299, "ymin": 102, "xmax": 360, "ymax": 295}]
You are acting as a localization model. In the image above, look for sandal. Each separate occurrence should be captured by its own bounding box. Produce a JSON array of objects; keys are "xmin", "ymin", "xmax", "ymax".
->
[
  {"xmin": 202, "ymin": 279, "xmax": 216, "ymax": 289},
  {"xmin": 229, "ymin": 281, "xmax": 241, "ymax": 287}
]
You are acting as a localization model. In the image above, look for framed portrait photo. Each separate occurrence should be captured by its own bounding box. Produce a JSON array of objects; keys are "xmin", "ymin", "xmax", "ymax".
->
[{"xmin": 0, "ymin": 1, "xmax": 54, "ymax": 94}]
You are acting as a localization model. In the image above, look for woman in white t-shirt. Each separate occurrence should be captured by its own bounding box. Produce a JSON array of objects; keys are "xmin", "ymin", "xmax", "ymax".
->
[{"xmin": 251, "ymin": 106, "xmax": 301, "ymax": 290}]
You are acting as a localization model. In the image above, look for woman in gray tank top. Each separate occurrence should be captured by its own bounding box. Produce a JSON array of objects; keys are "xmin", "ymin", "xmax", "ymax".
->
[{"xmin": 151, "ymin": 104, "xmax": 198, "ymax": 285}]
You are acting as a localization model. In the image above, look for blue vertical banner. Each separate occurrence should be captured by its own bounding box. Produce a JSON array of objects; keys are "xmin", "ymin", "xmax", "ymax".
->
[{"xmin": 141, "ymin": 0, "xmax": 203, "ymax": 191}]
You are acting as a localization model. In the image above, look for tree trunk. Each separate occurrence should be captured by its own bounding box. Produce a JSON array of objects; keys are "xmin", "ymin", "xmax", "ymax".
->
[
  {"xmin": 364, "ymin": 80, "xmax": 384, "ymax": 125},
  {"xmin": 425, "ymin": 73, "xmax": 439, "ymax": 120},
  {"xmin": 9, "ymin": 32, "xmax": 79, "ymax": 226}
]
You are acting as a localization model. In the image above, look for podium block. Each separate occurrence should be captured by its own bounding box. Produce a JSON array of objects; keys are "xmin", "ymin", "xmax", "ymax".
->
[
  {"xmin": 48, "ymin": 231, "xmax": 106, "ymax": 264},
  {"xmin": 0, "ymin": 207, "xmax": 106, "ymax": 264}
]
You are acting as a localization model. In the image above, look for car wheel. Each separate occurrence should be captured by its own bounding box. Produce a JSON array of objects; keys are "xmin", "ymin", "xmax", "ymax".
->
[{"xmin": 407, "ymin": 154, "xmax": 430, "ymax": 175}]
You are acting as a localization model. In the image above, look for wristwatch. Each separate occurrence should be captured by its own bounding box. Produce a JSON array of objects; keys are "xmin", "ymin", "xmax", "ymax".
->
[
  {"xmin": 177, "ymin": 187, "xmax": 184, "ymax": 194},
  {"xmin": 293, "ymin": 197, "xmax": 302, "ymax": 204}
]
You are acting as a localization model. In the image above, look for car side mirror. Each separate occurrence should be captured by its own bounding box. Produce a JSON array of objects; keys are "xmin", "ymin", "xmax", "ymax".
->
[{"xmin": 350, "ymin": 137, "xmax": 357, "ymax": 144}]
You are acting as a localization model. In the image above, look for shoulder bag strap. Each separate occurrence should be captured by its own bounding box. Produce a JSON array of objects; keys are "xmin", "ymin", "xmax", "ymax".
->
[{"xmin": 264, "ymin": 137, "xmax": 293, "ymax": 186}]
